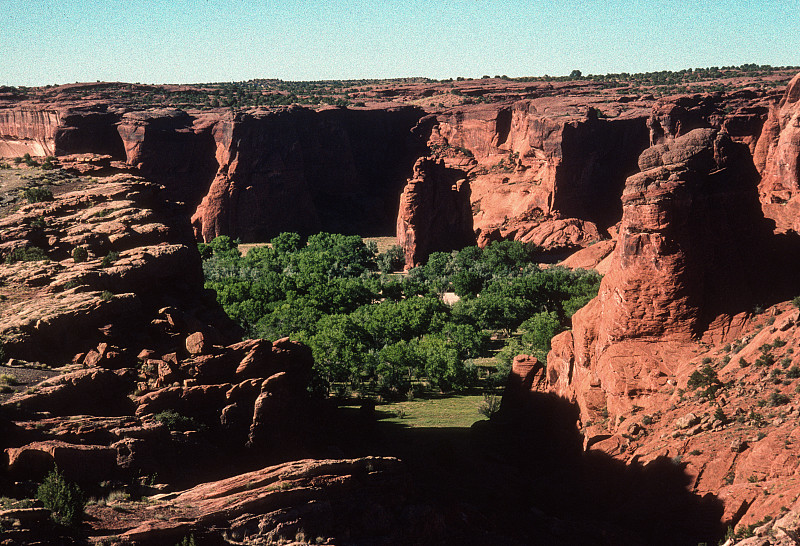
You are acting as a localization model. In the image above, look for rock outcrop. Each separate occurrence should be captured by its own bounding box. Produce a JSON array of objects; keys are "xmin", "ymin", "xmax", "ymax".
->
[
  {"xmin": 98, "ymin": 457, "xmax": 410, "ymax": 544},
  {"xmin": 396, "ymin": 156, "xmax": 475, "ymax": 267},
  {"xmin": 756, "ymin": 73, "xmax": 800, "ymax": 233},
  {"xmin": 433, "ymin": 102, "xmax": 650, "ymax": 238},
  {"xmin": 190, "ymin": 106, "xmax": 428, "ymax": 242},
  {"xmin": 0, "ymin": 175, "xmax": 239, "ymax": 362},
  {"xmin": 547, "ymin": 128, "xmax": 781, "ymax": 422},
  {"xmin": 648, "ymin": 90, "xmax": 775, "ymax": 151}
]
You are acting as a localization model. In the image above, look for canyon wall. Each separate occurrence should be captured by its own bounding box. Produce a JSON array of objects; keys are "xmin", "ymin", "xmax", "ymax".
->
[
  {"xmin": 755, "ymin": 73, "xmax": 800, "ymax": 232},
  {"xmin": 547, "ymin": 128, "xmax": 794, "ymax": 422},
  {"xmin": 0, "ymin": 109, "xmax": 60, "ymax": 157},
  {"xmin": 0, "ymin": 80, "xmax": 797, "ymax": 257},
  {"xmin": 431, "ymin": 102, "xmax": 651, "ymax": 237},
  {"xmin": 191, "ymin": 106, "xmax": 428, "ymax": 241}
]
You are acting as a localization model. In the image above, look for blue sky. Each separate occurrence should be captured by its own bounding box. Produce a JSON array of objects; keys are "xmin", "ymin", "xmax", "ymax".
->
[{"xmin": 2, "ymin": 0, "xmax": 798, "ymax": 86}]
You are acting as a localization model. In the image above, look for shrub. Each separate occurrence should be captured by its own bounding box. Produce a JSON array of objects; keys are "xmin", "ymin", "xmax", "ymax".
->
[
  {"xmin": 792, "ymin": 295, "xmax": 800, "ymax": 309},
  {"xmin": 72, "ymin": 247, "xmax": 88, "ymax": 263},
  {"xmin": 100, "ymin": 291, "xmax": 114, "ymax": 301},
  {"xmin": 23, "ymin": 186, "xmax": 52, "ymax": 203},
  {"xmin": 768, "ymin": 392, "xmax": 790, "ymax": 407},
  {"xmin": 4, "ymin": 246, "xmax": 48, "ymax": 264},
  {"xmin": 100, "ymin": 251, "xmax": 120, "ymax": 267},
  {"xmin": 377, "ymin": 245, "xmax": 406, "ymax": 273},
  {"xmin": 176, "ymin": 536, "xmax": 197, "ymax": 546},
  {"xmin": 478, "ymin": 393, "xmax": 501, "ymax": 419},
  {"xmin": 23, "ymin": 153, "xmax": 39, "ymax": 167},
  {"xmin": 0, "ymin": 373, "xmax": 19, "ymax": 385},
  {"xmin": 36, "ymin": 467, "xmax": 85, "ymax": 527},
  {"xmin": 787, "ymin": 365, "xmax": 800, "ymax": 379},
  {"xmin": 687, "ymin": 364, "xmax": 724, "ymax": 398},
  {"xmin": 30, "ymin": 216, "xmax": 46, "ymax": 230},
  {"xmin": 152, "ymin": 410, "xmax": 204, "ymax": 432}
]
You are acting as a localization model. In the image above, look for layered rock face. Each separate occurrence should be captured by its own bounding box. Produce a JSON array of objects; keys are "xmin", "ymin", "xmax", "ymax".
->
[
  {"xmin": 434, "ymin": 102, "xmax": 650, "ymax": 237},
  {"xmin": 0, "ymin": 175, "xmax": 317, "ymax": 489},
  {"xmin": 648, "ymin": 90, "xmax": 775, "ymax": 151},
  {"xmin": 191, "ymin": 106, "xmax": 428, "ymax": 242},
  {"xmin": 396, "ymin": 156, "xmax": 475, "ymax": 267},
  {"xmin": 116, "ymin": 109, "xmax": 219, "ymax": 209},
  {"xmin": 0, "ymin": 109, "xmax": 61, "ymax": 157},
  {"xmin": 0, "ymin": 105, "xmax": 126, "ymax": 159},
  {"xmin": 547, "ymin": 129, "xmax": 777, "ymax": 422},
  {"xmin": 756, "ymin": 73, "xmax": 800, "ymax": 232}
]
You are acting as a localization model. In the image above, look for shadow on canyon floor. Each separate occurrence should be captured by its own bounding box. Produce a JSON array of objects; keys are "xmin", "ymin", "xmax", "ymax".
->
[{"xmin": 311, "ymin": 392, "xmax": 725, "ymax": 546}]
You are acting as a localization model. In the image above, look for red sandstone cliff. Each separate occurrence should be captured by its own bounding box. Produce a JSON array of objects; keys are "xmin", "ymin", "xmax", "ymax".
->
[
  {"xmin": 756, "ymin": 73, "xmax": 800, "ymax": 233},
  {"xmin": 1, "ymin": 77, "xmax": 797, "ymax": 261},
  {"xmin": 547, "ymin": 128, "xmax": 778, "ymax": 422},
  {"xmin": 396, "ymin": 156, "xmax": 475, "ymax": 268}
]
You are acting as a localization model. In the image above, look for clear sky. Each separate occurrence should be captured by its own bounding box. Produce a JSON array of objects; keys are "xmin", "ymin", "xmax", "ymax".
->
[{"xmin": 2, "ymin": 0, "xmax": 799, "ymax": 86}]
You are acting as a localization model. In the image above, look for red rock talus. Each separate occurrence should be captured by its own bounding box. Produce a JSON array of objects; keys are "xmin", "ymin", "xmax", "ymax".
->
[
  {"xmin": 547, "ymin": 128, "xmax": 775, "ymax": 421},
  {"xmin": 396, "ymin": 156, "xmax": 476, "ymax": 268},
  {"xmin": 756, "ymin": 73, "xmax": 800, "ymax": 232}
]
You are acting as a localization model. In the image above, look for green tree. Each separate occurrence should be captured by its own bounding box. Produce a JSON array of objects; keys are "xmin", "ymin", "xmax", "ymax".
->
[{"xmin": 37, "ymin": 467, "xmax": 85, "ymax": 527}]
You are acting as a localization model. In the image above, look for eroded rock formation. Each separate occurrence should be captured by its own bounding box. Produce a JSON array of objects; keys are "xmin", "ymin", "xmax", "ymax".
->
[
  {"xmin": 396, "ymin": 156, "xmax": 475, "ymax": 268},
  {"xmin": 0, "ymin": 175, "xmax": 239, "ymax": 362},
  {"xmin": 756, "ymin": 73, "xmax": 800, "ymax": 233},
  {"xmin": 547, "ymin": 128, "xmax": 778, "ymax": 423}
]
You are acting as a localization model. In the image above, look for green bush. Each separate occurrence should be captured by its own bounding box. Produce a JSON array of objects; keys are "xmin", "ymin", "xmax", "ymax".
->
[
  {"xmin": 36, "ymin": 467, "xmax": 85, "ymax": 527},
  {"xmin": 5, "ymin": 246, "xmax": 48, "ymax": 264},
  {"xmin": 23, "ymin": 186, "xmax": 53, "ymax": 203},
  {"xmin": 22, "ymin": 153, "xmax": 39, "ymax": 167},
  {"xmin": 176, "ymin": 535, "xmax": 197, "ymax": 546},
  {"xmin": 72, "ymin": 246, "xmax": 88, "ymax": 263},
  {"xmin": 478, "ymin": 393, "xmax": 501, "ymax": 418},
  {"xmin": 152, "ymin": 410, "xmax": 204, "ymax": 432},
  {"xmin": 100, "ymin": 251, "xmax": 120, "ymax": 267},
  {"xmin": 377, "ymin": 245, "xmax": 405, "ymax": 273},
  {"xmin": 687, "ymin": 364, "xmax": 724, "ymax": 399}
]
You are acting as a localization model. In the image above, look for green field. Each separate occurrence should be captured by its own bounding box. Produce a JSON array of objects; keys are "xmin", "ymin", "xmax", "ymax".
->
[{"xmin": 372, "ymin": 394, "xmax": 490, "ymax": 428}]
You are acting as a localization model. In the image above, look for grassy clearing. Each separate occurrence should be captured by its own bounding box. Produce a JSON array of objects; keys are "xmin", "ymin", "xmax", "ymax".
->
[
  {"xmin": 238, "ymin": 242, "xmax": 271, "ymax": 256},
  {"xmin": 374, "ymin": 394, "xmax": 488, "ymax": 428},
  {"xmin": 362, "ymin": 236, "xmax": 398, "ymax": 255},
  {"xmin": 239, "ymin": 236, "xmax": 398, "ymax": 257}
]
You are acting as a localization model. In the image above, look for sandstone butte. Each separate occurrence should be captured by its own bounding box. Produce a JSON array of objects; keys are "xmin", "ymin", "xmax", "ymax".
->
[{"xmin": 0, "ymin": 72, "xmax": 799, "ymax": 544}]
